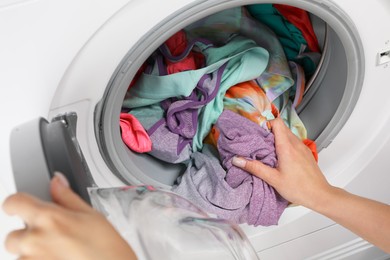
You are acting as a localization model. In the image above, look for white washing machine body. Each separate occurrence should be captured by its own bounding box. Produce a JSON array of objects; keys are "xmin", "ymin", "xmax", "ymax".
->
[{"xmin": 1, "ymin": 0, "xmax": 390, "ymax": 259}]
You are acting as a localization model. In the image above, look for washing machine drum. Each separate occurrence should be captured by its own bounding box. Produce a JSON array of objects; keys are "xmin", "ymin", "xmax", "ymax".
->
[{"xmin": 97, "ymin": 3, "xmax": 363, "ymax": 191}]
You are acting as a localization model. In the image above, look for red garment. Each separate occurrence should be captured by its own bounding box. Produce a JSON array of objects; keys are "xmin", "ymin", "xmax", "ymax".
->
[
  {"xmin": 303, "ymin": 139, "xmax": 318, "ymax": 162},
  {"xmin": 274, "ymin": 4, "xmax": 320, "ymax": 53},
  {"xmin": 120, "ymin": 113, "xmax": 152, "ymax": 153},
  {"xmin": 164, "ymin": 30, "xmax": 204, "ymax": 74},
  {"xmin": 129, "ymin": 30, "xmax": 204, "ymax": 88}
]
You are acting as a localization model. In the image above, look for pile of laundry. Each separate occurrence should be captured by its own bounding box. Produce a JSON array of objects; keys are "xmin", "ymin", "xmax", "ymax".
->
[{"xmin": 120, "ymin": 5, "xmax": 320, "ymax": 226}]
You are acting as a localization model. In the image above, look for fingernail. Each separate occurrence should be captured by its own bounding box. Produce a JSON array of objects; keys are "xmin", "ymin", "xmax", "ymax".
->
[
  {"xmin": 232, "ymin": 157, "xmax": 247, "ymax": 168},
  {"xmin": 54, "ymin": 172, "xmax": 70, "ymax": 188}
]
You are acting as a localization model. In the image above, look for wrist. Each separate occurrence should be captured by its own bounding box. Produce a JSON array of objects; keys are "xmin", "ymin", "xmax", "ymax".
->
[{"xmin": 303, "ymin": 184, "xmax": 342, "ymax": 213}]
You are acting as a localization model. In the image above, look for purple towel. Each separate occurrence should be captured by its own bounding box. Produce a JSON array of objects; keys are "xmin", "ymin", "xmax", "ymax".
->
[{"xmin": 173, "ymin": 110, "xmax": 288, "ymax": 226}]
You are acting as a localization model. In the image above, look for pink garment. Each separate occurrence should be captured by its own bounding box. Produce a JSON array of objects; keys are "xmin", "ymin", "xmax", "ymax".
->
[
  {"xmin": 164, "ymin": 30, "xmax": 205, "ymax": 74},
  {"xmin": 120, "ymin": 113, "xmax": 152, "ymax": 153}
]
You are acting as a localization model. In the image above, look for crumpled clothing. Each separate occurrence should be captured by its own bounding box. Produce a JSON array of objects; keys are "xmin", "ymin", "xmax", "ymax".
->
[
  {"xmin": 162, "ymin": 30, "xmax": 205, "ymax": 74},
  {"xmin": 119, "ymin": 113, "xmax": 152, "ymax": 153},
  {"xmin": 146, "ymin": 118, "xmax": 193, "ymax": 164},
  {"xmin": 247, "ymin": 4, "xmax": 320, "ymax": 77},
  {"xmin": 121, "ymin": 6, "xmax": 320, "ymax": 227},
  {"xmin": 184, "ymin": 7, "xmax": 311, "ymax": 141},
  {"xmin": 278, "ymin": 61, "xmax": 307, "ymax": 139},
  {"xmin": 124, "ymin": 35, "xmax": 269, "ymax": 155},
  {"xmin": 204, "ymin": 80, "xmax": 278, "ymax": 146},
  {"xmin": 224, "ymin": 80, "xmax": 279, "ymax": 130},
  {"xmin": 130, "ymin": 103, "xmax": 193, "ymax": 164},
  {"xmin": 142, "ymin": 65, "xmax": 227, "ymax": 164},
  {"xmin": 185, "ymin": 7, "xmax": 294, "ymax": 104},
  {"xmin": 205, "ymin": 78, "xmax": 317, "ymax": 160},
  {"xmin": 173, "ymin": 110, "xmax": 288, "ymax": 226},
  {"xmin": 274, "ymin": 4, "xmax": 321, "ymax": 53}
]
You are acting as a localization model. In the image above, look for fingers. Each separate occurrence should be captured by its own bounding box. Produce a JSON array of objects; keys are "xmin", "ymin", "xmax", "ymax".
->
[
  {"xmin": 232, "ymin": 157, "xmax": 279, "ymax": 187},
  {"xmin": 269, "ymin": 118, "xmax": 301, "ymax": 145},
  {"xmin": 50, "ymin": 172, "xmax": 91, "ymax": 212},
  {"xmin": 269, "ymin": 118, "xmax": 308, "ymax": 161},
  {"xmin": 3, "ymin": 173, "xmax": 91, "ymax": 224},
  {"xmin": 5, "ymin": 228, "xmax": 40, "ymax": 257},
  {"xmin": 4, "ymin": 228, "xmax": 26, "ymax": 254},
  {"xmin": 3, "ymin": 193, "xmax": 45, "ymax": 224},
  {"xmin": 230, "ymin": 118, "xmax": 293, "ymax": 189}
]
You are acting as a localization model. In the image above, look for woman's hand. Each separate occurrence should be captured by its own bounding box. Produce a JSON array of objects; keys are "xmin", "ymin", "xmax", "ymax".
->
[
  {"xmin": 232, "ymin": 117, "xmax": 332, "ymax": 208},
  {"xmin": 3, "ymin": 172, "xmax": 137, "ymax": 260},
  {"xmin": 232, "ymin": 118, "xmax": 390, "ymax": 253}
]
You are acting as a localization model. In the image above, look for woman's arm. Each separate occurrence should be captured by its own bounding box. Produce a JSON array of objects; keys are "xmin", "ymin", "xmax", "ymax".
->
[
  {"xmin": 232, "ymin": 118, "xmax": 390, "ymax": 253},
  {"xmin": 2, "ymin": 172, "xmax": 137, "ymax": 260}
]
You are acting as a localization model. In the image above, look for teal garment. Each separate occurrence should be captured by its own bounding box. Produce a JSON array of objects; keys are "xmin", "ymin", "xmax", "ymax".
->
[
  {"xmin": 182, "ymin": 7, "xmax": 310, "ymax": 141},
  {"xmin": 247, "ymin": 4, "xmax": 316, "ymax": 76},
  {"xmin": 184, "ymin": 7, "xmax": 294, "ymax": 103},
  {"xmin": 124, "ymin": 36, "xmax": 269, "ymax": 152},
  {"xmin": 129, "ymin": 103, "xmax": 164, "ymax": 130}
]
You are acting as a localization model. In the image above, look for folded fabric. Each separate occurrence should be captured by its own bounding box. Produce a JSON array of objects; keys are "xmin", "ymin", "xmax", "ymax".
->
[
  {"xmin": 173, "ymin": 110, "xmax": 288, "ymax": 226},
  {"xmin": 119, "ymin": 113, "xmax": 152, "ymax": 153}
]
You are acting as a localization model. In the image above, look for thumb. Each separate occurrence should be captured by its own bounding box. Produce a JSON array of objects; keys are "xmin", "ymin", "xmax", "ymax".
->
[
  {"xmin": 232, "ymin": 157, "xmax": 279, "ymax": 187},
  {"xmin": 50, "ymin": 172, "xmax": 91, "ymax": 212}
]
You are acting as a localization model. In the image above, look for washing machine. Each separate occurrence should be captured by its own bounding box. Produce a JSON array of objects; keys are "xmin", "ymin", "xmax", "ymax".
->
[{"xmin": 1, "ymin": 0, "xmax": 390, "ymax": 259}]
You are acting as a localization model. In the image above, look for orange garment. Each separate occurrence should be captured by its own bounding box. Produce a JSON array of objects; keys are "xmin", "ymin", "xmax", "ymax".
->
[
  {"xmin": 224, "ymin": 80, "xmax": 280, "ymax": 128},
  {"xmin": 204, "ymin": 81, "xmax": 278, "ymax": 146},
  {"xmin": 204, "ymin": 80, "xmax": 318, "ymax": 162},
  {"xmin": 303, "ymin": 139, "xmax": 318, "ymax": 162}
]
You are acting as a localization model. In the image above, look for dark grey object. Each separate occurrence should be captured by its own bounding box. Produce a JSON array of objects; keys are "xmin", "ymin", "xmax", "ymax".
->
[{"xmin": 10, "ymin": 112, "xmax": 95, "ymax": 204}]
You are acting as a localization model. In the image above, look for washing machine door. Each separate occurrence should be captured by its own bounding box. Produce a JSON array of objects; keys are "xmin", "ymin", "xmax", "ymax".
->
[
  {"xmin": 9, "ymin": 112, "xmax": 259, "ymax": 260},
  {"xmin": 10, "ymin": 112, "xmax": 95, "ymax": 204}
]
